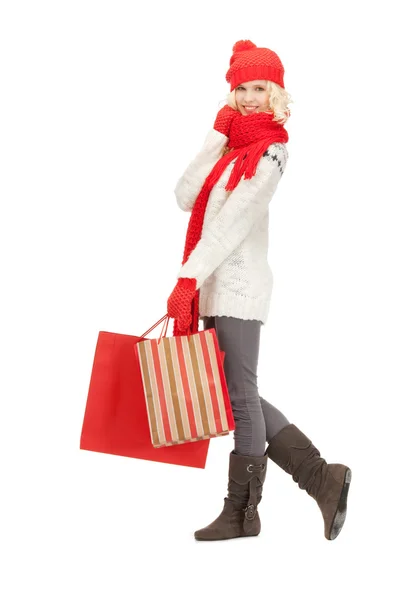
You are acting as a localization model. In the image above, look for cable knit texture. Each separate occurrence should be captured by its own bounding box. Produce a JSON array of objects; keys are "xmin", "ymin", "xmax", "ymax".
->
[{"xmin": 175, "ymin": 129, "xmax": 289, "ymax": 327}]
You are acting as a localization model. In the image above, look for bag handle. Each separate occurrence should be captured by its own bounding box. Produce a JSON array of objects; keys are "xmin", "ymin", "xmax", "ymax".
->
[
  {"xmin": 140, "ymin": 314, "xmax": 169, "ymax": 339},
  {"xmin": 140, "ymin": 314, "xmax": 192, "ymax": 343}
]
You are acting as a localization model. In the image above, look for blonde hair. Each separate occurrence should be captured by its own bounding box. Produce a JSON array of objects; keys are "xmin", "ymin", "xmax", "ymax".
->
[{"xmin": 224, "ymin": 80, "xmax": 293, "ymax": 125}]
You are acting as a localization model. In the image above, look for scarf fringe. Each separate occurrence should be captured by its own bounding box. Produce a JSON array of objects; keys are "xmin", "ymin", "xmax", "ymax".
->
[{"xmin": 226, "ymin": 138, "xmax": 271, "ymax": 191}]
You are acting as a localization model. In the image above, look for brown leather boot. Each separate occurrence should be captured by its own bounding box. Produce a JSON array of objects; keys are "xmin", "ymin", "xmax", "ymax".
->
[
  {"xmin": 266, "ymin": 424, "xmax": 352, "ymax": 540},
  {"xmin": 194, "ymin": 450, "xmax": 268, "ymax": 541}
]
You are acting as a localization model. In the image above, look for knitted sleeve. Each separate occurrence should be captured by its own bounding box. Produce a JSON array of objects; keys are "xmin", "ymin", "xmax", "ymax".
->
[
  {"xmin": 174, "ymin": 129, "xmax": 228, "ymax": 212},
  {"xmin": 177, "ymin": 143, "xmax": 288, "ymax": 288}
]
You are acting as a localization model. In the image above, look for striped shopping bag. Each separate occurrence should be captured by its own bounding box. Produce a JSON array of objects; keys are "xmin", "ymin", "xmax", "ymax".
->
[{"xmin": 135, "ymin": 314, "xmax": 235, "ymax": 448}]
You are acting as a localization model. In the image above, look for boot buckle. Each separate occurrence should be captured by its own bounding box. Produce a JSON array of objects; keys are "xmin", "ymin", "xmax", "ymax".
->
[
  {"xmin": 247, "ymin": 464, "xmax": 265, "ymax": 473},
  {"xmin": 244, "ymin": 504, "xmax": 256, "ymax": 520}
]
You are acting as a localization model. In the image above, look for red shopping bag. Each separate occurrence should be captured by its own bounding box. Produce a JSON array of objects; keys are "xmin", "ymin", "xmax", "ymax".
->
[{"xmin": 80, "ymin": 316, "xmax": 210, "ymax": 468}]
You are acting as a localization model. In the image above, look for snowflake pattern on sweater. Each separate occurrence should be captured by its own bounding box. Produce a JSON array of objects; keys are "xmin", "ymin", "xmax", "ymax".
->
[{"xmin": 174, "ymin": 129, "xmax": 288, "ymax": 325}]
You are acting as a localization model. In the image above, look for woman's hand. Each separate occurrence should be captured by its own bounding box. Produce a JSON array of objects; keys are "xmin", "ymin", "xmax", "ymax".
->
[
  {"xmin": 213, "ymin": 105, "xmax": 238, "ymax": 137},
  {"xmin": 167, "ymin": 277, "xmax": 198, "ymax": 332}
]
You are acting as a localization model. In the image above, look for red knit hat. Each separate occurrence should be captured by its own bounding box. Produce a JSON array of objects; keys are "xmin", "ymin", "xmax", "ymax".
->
[{"xmin": 226, "ymin": 40, "xmax": 285, "ymax": 91}]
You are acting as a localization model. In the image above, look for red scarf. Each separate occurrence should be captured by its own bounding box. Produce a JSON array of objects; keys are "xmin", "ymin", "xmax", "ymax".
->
[{"xmin": 174, "ymin": 110, "xmax": 289, "ymax": 336}]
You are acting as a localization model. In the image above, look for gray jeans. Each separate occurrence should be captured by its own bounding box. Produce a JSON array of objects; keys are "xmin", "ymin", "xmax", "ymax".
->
[{"xmin": 203, "ymin": 315, "xmax": 290, "ymax": 457}]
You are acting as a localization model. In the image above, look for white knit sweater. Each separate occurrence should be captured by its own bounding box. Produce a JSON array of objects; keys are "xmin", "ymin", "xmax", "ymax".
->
[{"xmin": 175, "ymin": 129, "xmax": 289, "ymax": 325}]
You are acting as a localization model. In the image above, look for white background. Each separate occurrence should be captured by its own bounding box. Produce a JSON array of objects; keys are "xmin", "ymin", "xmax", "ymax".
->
[{"xmin": 1, "ymin": 0, "xmax": 399, "ymax": 598}]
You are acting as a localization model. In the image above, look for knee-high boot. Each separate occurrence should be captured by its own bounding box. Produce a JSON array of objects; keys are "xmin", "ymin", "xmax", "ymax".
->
[{"xmin": 266, "ymin": 424, "xmax": 352, "ymax": 540}]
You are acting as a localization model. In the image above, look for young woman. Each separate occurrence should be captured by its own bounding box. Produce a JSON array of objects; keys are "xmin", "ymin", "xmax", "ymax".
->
[{"xmin": 167, "ymin": 40, "xmax": 352, "ymax": 542}]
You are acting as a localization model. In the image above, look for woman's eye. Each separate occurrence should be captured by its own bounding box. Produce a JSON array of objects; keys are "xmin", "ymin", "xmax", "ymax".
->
[{"xmin": 237, "ymin": 87, "xmax": 264, "ymax": 91}]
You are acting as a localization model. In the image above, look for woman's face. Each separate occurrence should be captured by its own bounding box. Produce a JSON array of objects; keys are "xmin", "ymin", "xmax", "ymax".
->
[{"xmin": 235, "ymin": 80, "xmax": 270, "ymax": 115}]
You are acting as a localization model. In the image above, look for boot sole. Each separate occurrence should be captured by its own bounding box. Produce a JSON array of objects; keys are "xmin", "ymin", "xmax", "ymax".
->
[
  {"xmin": 329, "ymin": 468, "xmax": 352, "ymax": 540},
  {"xmin": 194, "ymin": 532, "xmax": 260, "ymax": 541}
]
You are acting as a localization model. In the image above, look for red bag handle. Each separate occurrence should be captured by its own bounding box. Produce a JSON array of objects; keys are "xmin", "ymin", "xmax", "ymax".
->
[
  {"xmin": 139, "ymin": 314, "xmax": 193, "ymax": 344},
  {"xmin": 140, "ymin": 314, "xmax": 169, "ymax": 338}
]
